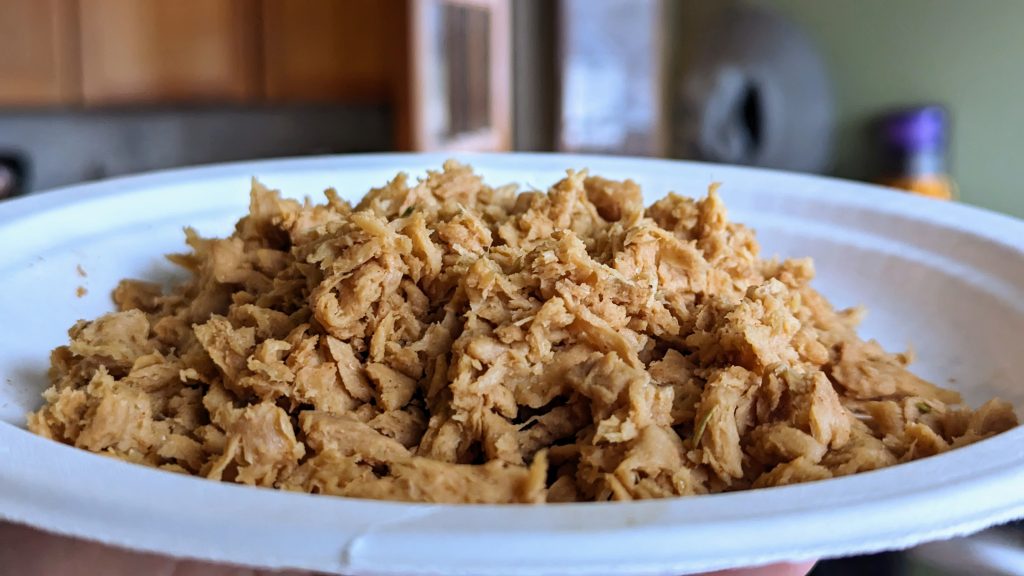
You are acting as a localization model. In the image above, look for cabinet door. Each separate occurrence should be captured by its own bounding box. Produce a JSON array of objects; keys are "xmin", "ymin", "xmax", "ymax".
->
[
  {"xmin": 0, "ymin": 0, "xmax": 78, "ymax": 106},
  {"xmin": 79, "ymin": 0, "xmax": 259, "ymax": 105},
  {"xmin": 261, "ymin": 0, "xmax": 402, "ymax": 103},
  {"xmin": 405, "ymin": 0, "xmax": 511, "ymax": 151}
]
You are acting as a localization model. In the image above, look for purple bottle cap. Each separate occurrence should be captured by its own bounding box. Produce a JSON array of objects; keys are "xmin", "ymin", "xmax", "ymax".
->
[{"xmin": 880, "ymin": 106, "xmax": 946, "ymax": 152}]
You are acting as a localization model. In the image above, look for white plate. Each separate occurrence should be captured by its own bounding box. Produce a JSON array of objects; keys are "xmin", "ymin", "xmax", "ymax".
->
[{"xmin": 2, "ymin": 153, "xmax": 1024, "ymax": 576}]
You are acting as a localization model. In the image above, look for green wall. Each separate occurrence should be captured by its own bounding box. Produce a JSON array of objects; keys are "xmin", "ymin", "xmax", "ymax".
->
[{"xmin": 714, "ymin": 0, "xmax": 1024, "ymax": 217}]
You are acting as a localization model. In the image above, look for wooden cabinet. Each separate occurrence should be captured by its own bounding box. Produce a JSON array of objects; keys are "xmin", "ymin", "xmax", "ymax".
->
[
  {"xmin": 261, "ymin": 0, "xmax": 511, "ymax": 151},
  {"xmin": 78, "ymin": 0, "xmax": 260, "ymax": 105},
  {"xmin": 0, "ymin": 0, "xmax": 78, "ymax": 106},
  {"xmin": 261, "ymin": 0, "xmax": 405, "ymax": 103},
  {"xmin": 0, "ymin": 0, "xmax": 512, "ymax": 151}
]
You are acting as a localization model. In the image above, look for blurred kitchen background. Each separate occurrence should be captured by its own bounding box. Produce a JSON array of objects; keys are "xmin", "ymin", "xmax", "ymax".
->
[
  {"xmin": 2, "ymin": 0, "xmax": 1022, "ymax": 573},
  {"xmin": 2, "ymin": 0, "xmax": 1022, "ymax": 218}
]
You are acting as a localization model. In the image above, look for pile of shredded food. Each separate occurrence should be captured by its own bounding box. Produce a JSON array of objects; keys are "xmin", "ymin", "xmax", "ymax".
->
[{"xmin": 28, "ymin": 161, "xmax": 1018, "ymax": 503}]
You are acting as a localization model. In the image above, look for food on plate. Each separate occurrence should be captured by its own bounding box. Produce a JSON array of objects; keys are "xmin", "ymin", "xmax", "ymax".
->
[{"xmin": 27, "ymin": 161, "xmax": 1018, "ymax": 503}]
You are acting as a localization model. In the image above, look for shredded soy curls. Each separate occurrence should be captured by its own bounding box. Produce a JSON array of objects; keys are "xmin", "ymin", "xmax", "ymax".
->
[{"xmin": 27, "ymin": 161, "xmax": 1018, "ymax": 503}]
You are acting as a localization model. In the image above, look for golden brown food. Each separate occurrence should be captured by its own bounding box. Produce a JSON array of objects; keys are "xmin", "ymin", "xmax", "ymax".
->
[{"xmin": 27, "ymin": 161, "xmax": 1018, "ymax": 503}]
